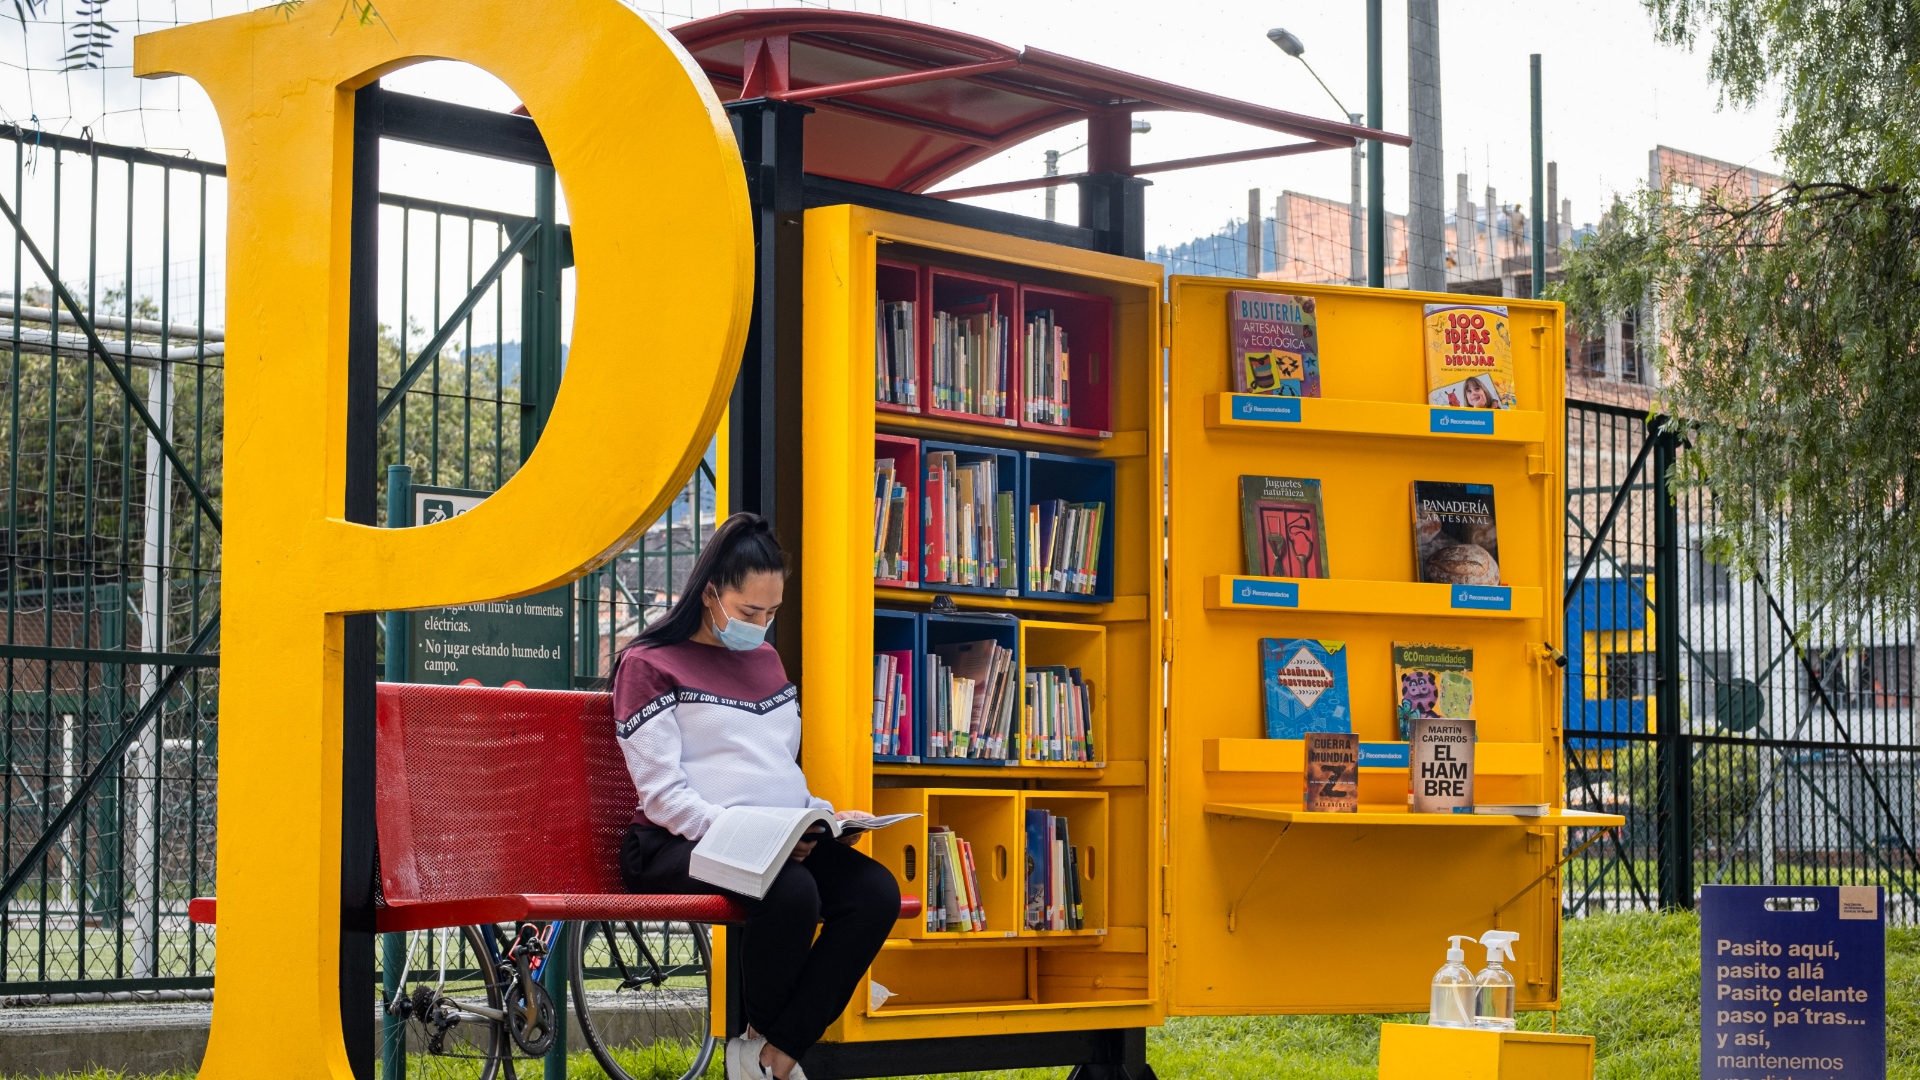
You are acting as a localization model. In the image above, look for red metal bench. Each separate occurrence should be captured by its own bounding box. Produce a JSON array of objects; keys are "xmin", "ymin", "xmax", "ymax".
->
[{"xmin": 189, "ymin": 682, "xmax": 918, "ymax": 930}]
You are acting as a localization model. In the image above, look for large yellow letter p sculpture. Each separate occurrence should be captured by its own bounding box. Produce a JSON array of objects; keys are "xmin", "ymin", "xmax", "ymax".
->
[{"xmin": 134, "ymin": 3, "xmax": 751, "ymax": 1076}]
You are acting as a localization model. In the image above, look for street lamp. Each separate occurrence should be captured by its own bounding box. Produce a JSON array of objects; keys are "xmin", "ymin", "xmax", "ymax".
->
[
  {"xmin": 1267, "ymin": 28, "xmax": 1364, "ymax": 285},
  {"xmin": 1044, "ymin": 119, "xmax": 1151, "ymax": 222},
  {"xmin": 1267, "ymin": 27, "xmax": 1351, "ymax": 118}
]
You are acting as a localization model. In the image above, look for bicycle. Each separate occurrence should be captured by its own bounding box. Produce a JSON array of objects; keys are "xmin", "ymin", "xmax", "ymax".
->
[{"xmin": 382, "ymin": 918, "xmax": 715, "ymax": 1080}]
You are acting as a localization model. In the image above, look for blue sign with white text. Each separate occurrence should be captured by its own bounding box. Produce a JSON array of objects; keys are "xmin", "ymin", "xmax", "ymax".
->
[
  {"xmin": 1358, "ymin": 742, "xmax": 1410, "ymax": 768},
  {"xmin": 1700, "ymin": 885, "xmax": 1885, "ymax": 1080},
  {"xmin": 1430, "ymin": 408, "xmax": 1495, "ymax": 435},
  {"xmin": 1449, "ymin": 584, "xmax": 1511, "ymax": 611},
  {"xmin": 1230, "ymin": 395, "xmax": 1302, "ymax": 423},
  {"xmin": 1231, "ymin": 578, "xmax": 1298, "ymax": 607}
]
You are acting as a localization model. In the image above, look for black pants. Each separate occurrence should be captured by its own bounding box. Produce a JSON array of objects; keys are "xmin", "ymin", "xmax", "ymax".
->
[{"xmin": 621, "ymin": 823, "xmax": 900, "ymax": 1060}]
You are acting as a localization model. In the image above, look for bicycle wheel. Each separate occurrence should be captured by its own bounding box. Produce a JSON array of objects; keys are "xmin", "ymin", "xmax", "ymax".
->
[
  {"xmin": 383, "ymin": 924, "xmax": 507, "ymax": 1080},
  {"xmin": 568, "ymin": 919, "xmax": 717, "ymax": 1080}
]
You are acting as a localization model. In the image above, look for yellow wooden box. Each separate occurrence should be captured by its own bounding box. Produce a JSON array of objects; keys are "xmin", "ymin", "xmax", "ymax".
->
[
  {"xmin": 795, "ymin": 205, "xmax": 1617, "ymax": 1044},
  {"xmin": 1379, "ymin": 1023, "xmax": 1595, "ymax": 1079}
]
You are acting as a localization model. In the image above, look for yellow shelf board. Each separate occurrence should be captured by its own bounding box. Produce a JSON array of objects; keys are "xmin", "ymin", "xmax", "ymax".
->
[
  {"xmin": 877, "ymin": 412, "xmax": 1147, "ymax": 455},
  {"xmin": 875, "ymin": 586, "xmax": 1137, "ymax": 618},
  {"xmin": 1203, "ymin": 393, "xmax": 1546, "ymax": 443},
  {"xmin": 875, "ymin": 762, "xmax": 1106, "ymax": 779},
  {"xmin": 867, "ymin": 996, "xmax": 1154, "ymax": 1019},
  {"xmin": 881, "ymin": 930, "xmax": 1107, "ymax": 950},
  {"xmin": 1204, "ymin": 575, "xmax": 1543, "ymax": 620},
  {"xmin": 1203, "ymin": 802, "xmax": 1625, "ymax": 828},
  {"xmin": 1203, "ymin": 738, "xmax": 1545, "ymax": 776}
]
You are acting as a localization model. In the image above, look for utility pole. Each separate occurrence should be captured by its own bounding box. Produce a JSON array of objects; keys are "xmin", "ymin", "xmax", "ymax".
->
[
  {"xmin": 1407, "ymin": 0, "xmax": 1446, "ymax": 292},
  {"xmin": 1044, "ymin": 148, "xmax": 1060, "ymax": 221},
  {"xmin": 1367, "ymin": 0, "xmax": 1384, "ymax": 288},
  {"xmin": 1530, "ymin": 54, "xmax": 1546, "ymax": 299},
  {"xmin": 1350, "ymin": 112, "xmax": 1365, "ymax": 286},
  {"xmin": 1246, "ymin": 188, "xmax": 1263, "ymax": 278}
]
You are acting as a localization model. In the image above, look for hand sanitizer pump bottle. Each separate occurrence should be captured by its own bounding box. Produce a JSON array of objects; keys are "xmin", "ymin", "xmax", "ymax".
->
[
  {"xmin": 1428, "ymin": 935, "xmax": 1477, "ymax": 1027},
  {"xmin": 1472, "ymin": 930, "xmax": 1521, "ymax": 1030}
]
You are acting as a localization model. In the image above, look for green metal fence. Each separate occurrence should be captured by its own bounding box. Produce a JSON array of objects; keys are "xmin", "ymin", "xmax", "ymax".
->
[
  {"xmin": 0, "ymin": 123, "xmax": 224, "ymax": 994},
  {"xmin": 0, "ymin": 123, "xmax": 717, "ymax": 996}
]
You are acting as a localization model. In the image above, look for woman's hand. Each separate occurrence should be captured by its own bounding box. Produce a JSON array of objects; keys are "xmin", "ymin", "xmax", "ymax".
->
[
  {"xmin": 832, "ymin": 808, "xmax": 874, "ymax": 844},
  {"xmin": 791, "ymin": 824, "xmax": 831, "ymax": 862}
]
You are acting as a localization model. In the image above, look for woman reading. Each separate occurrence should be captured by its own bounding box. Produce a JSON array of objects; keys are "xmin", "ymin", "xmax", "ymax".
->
[{"xmin": 613, "ymin": 512, "xmax": 899, "ymax": 1080}]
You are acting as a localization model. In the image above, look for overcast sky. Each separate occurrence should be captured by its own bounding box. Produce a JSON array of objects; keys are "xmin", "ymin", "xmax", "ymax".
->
[{"xmin": 0, "ymin": 0, "xmax": 1786, "ymax": 251}]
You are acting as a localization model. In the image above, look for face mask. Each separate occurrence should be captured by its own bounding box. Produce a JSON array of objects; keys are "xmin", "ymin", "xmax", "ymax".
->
[{"xmin": 710, "ymin": 596, "xmax": 770, "ymax": 651}]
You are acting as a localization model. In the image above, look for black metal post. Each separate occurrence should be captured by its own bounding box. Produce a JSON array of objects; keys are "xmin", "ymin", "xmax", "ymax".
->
[
  {"xmin": 520, "ymin": 165, "xmax": 563, "ymax": 460},
  {"xmin": 341, "ymin": 85, "xmax": 383, "ymax": 1080},
  {"xmin": 726, "ymin": 98, "xmax": 810, "ymax": 675},
  {"xmin": 1651, "ymin": 422, "xmax": 1691, "ymax": 909},
  {"xmin": 1075, "ymin": 174, "xmax": 1149, "ymax": 260}
]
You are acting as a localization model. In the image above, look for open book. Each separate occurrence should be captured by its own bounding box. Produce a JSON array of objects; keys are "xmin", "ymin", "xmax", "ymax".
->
[{"xmin": 689, "ymin": 807, "xmax": 918, "ymax": 898}]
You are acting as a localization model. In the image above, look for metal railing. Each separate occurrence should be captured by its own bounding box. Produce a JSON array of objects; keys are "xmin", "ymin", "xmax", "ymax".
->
[
  {"xmin": 0, "ymin": 124, "xmax": 721, "ymax": 995},
  {"xmin": 1562, "ymin": 398, "xmax": 1920, "ymax": 923}
]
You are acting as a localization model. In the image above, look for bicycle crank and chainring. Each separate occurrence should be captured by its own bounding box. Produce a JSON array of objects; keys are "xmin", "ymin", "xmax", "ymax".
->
[{"xmin": 505, "ymin": 975, "xmax": 557, "ymax": 1056}]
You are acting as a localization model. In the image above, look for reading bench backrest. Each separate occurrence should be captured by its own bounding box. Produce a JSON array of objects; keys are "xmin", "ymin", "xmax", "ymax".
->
[{"xmin": 375, "ymin": 683, "xmax": 632, "ymax": 905}]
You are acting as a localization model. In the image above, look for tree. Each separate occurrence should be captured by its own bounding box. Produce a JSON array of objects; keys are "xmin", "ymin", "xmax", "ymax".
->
[{"xmin": 1555, "ymin": 0, "xmax": 1920, "ymax": 616}]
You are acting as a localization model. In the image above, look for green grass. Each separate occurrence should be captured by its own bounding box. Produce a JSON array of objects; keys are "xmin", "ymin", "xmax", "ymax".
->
[{"xmin": 9, "ymin": 913, "xmax": 1917, "ymax": 1079}]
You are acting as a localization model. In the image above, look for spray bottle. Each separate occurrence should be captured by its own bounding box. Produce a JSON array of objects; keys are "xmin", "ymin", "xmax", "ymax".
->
[
  {"xmin": 1428, "ymin": 935, "xmax": 1477, "ymax": 1027},
  {"xmin": 1472, "ymin": 930, "xmax": 1520, "ymax": 1030}
]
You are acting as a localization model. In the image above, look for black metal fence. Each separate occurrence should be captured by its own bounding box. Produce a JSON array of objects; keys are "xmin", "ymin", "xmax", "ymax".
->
[
  {"xmin": 1563, "ymin": 399, "xmax": 1920, "ymax": 924},
  {"xmin": 0, "ymin": 122, "xmax": 718, "ymax": 996}
]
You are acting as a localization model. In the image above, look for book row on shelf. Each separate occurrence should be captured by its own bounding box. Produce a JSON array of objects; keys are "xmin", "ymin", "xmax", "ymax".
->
[
  {"xmin": 872, "ymin": 262, "xmax": 1114, "ymax": 438},
  {"xmin": 874, "ymin": 438, "xmax": 1114, "ymax": 602},
  {"xmin": 919, "ymin": 812, "xmax": 1086, "ymax": 934},
  {"xmin": 871, "ymin": 610, "xmax": 1097, "ymax": 766},
  {"xmin": 1228, "ymin": 290, "xmax": 1519, "ymax": 411},
  {"xmin": 1240, "ymin": 474, "xmax": 1502, "ymax": 588},
  {"xmin": 1025, "ymin": 807, "xmax": 1085, "ymax": 931},
  {"xmin": 924, "ymin": 825, "xmax": 987, "ymax": 933}
]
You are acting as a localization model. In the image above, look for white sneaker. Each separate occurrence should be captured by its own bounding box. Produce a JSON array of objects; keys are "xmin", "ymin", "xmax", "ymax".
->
[{"xmin": 725, "ymin": 1035, "xmax": 772, "ymax": 1080}]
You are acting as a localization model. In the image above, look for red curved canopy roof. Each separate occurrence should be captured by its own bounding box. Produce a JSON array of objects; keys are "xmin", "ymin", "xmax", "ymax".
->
[{"xmin": 670, "ymin": 10, "xmax": 1407, "ymax": 194}]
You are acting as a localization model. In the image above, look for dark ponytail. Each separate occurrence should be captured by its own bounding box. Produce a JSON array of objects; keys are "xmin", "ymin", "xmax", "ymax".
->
[{"xmin": 625, "ymin": 512, "xmax": 786, "ymax": 657}]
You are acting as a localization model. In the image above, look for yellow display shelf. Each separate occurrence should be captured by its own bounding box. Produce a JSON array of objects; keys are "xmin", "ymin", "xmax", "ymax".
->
[
  {"xmin": 1202, "ymin": 802, "xmax": 1625, "ymax": 828},
  {"xmin": 867, "ymin": 996, "xmax": 1154, "ymax": 1019},
  {"xmin": 1203, "ymin": 575, "xmax": 1543, "ymax": 619},
  {"xmin": 879, "ymin": 412, "xmax": 1150, "ymax": 457},
  {"xmin": 1166, "ymin": 276, "xmax": 1569, "ymax": 1016},
  {"xmin": 1202, "ymin": 738, "xmax": 1544, "ymax": 775},
  {"xmin": 875, "ymin": 586, "xmax": 1150, "ymax": 621},
  {"xmin": 1203, "ymin": 392, "xmax": 1547, "ymax": 443}
]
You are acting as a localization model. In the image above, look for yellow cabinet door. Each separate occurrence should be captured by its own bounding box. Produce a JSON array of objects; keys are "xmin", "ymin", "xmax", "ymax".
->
[{"xmin": 1162, "ymin": 277, "xmax": 1597, "ymax": 1015}]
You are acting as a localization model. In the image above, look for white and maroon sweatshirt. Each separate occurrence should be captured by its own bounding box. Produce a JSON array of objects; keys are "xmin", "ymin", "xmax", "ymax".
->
[{"xmin": 612, "ymin": 638, "xmax": 831, "ymax": 841}]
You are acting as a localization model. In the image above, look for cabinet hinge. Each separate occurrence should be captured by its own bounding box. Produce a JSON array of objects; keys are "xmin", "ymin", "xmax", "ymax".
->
[
  {"xmin": 1161, "ymin": 618, "xmax": 1173, "ymax": 662},
  {"xmin": 1160, "ymin": 301, "xmax": 1171, "ymax": 342},
  {"xmin": 1527, "ymin": 452, "xmax": 1553, "ymax": 477},
  {"xmin": 1160, "ymin": 868, "xmax": 1171, "ymax": 915}
]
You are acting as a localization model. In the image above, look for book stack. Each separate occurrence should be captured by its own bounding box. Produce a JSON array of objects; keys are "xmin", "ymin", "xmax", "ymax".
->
[
  {"xmin": 931, "ymin": 297, "xmax": 1009, "ymax": 418},
  {"xmin": 1023, "ymin": 809, "xmax": 1084, "ymax": 930},
  {"xmin": 1024, "ymin": 666, "xmax": 1094, "ymax": 762},
  {"xmin": 873, "ymin": 458, "xmax": 911, "ymax": 581},
  {"xmin": 926, "ymin": 639, "xmax": 1018, "ymax": 760},
  {"xmin": 871, "ymin": 649, "xmax": 913, "ymax": 757},
  {"xmin": 1024, "ymin": 309, "xmax": 1072, "ymax": 425},
  {"xmin": 1027, "ymin": 499, "xmax": 1106, "ymax": 595},
  {"xmin": 876, "ymin": 298, "xmax": 918, "ymax": 408},
  {"xmin": 925, "ymin": 825, "xmax": 987, "ymax": 932},
  {"xmin": 923, "ymin": 451, "xmax": 1015, "ymax": 589}
]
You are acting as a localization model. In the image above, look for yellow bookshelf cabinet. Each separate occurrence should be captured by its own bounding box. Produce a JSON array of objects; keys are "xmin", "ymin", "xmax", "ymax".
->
[
  {"xmin": 1166, "ymin": 278, "xmax": 1601, "ymax": 1016},
  {"xmin": 802, "ymin": 205, "xmax": 1165, "ymax": 1042},
  {"xmin": 798, "ymin": 210, "xmax": 1615, "ymax": 1045}
]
